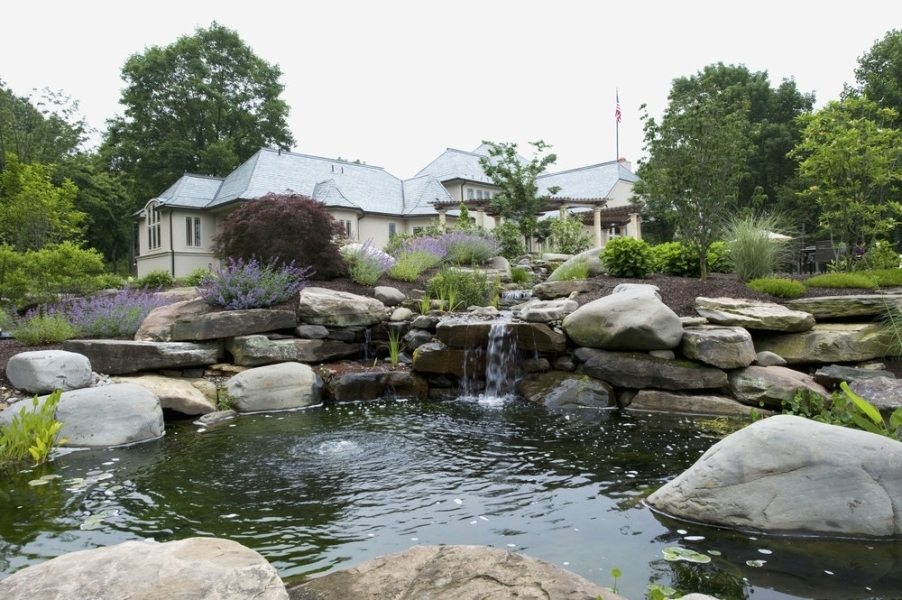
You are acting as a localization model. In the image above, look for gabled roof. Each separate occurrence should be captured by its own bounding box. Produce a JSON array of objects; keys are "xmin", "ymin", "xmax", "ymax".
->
[
  {"xmin": 402, "ymin": 176, "xmax": 453, "ymax": 216},
  {"xmin": 538, "ymin": 160, "xmax": 639, "ymax": 199},
  {"xmin": 156, "ymin": 174, "xmax": 224, "ymax": 208},
  {"xmin": 414, "ymin": 145, "xmax": 528, "ymax": 185}
]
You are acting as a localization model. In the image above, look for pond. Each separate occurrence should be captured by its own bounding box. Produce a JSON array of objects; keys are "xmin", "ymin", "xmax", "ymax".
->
[{"xmin": 2, "ymin": 397, "xmax": 901, "ymax": 600}]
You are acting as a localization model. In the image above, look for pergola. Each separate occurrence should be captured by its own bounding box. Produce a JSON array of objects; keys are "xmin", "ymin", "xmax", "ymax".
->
[{"xmin": 431, "ymin": 197, "xmax": 644, "ymax": 248}]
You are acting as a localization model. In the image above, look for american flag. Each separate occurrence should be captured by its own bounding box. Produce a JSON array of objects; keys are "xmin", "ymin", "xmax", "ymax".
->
[{"xmin": 615, "ymin": 90, "xmax": 622, "ymax": 123}]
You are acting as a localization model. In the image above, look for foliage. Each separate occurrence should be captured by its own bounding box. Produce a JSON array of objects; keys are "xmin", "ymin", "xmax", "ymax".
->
[
  {"xmin": 0, "ymin": 390, "xmax": 67, "ymax": 467},
  {"xmin": 707, "ymin": 241, "xmax": 732, "ymax": 273},
  {"xmin": 725, "ymin": 213, "xmax": 791, "ymax": 282},
  {"xmin": 793, "ymin": 96, "xmax": 902, "ymax": 271},
  {"xmin": 0, "ymin": 242, "xmax": 108, "ymax": 306},
  {"xmin": 747, "ymin": 277, "xmax": 807, "ymax": 298},
  {"xmin": 869, "ymin": 268, "xmax": 902, "ymax": 287},
  {"xmin": 547, "ymin": 215, "xmax": 592, "ymax": 254},
  {"xmin": 491, "ymin": 220, "xmax": 527, "ymax": 259},
  {"xmin": 101, "ymin": 22, "xmax": 294, "ymax": 209},
  {"xmin": 198, "ymin": 256, "xmax": 312, "ymax": 310},
  {"xmin": 418, "ymin": 294, "xmax": 432, "ymax": 315},
  {"xmin": 635, "ymin": 76, "xmax": 753, "ymax": 280},
  {"xmin": 135, "ymin": 269, "xmax": 176, "ymax": 289},
  {"xmin": 0, "ymin": 152, "xmax": 85, "ymax": 252},
  {"xmin": 388, "ymin": 251, "xmax": 439, "ymax": 282},
  {"xmin": 651, "ymin": 242, "xmax": 701, "ymax": 277},
  {"xmin": 9, "ymin": 311, "xmax": 77, "ymax": 345},
  {"xmin": 858, "ymin": 240, "xmax": 902, "ymax": 271},
  {"xmin": 804, "ymin": 272, "xmax": 878, "ymax": 289},
  {"xmin": 180, "ymin": 267, "xmax": 212, "ymax": 287},
  {"xmin": 342, "ymin": 239, "xmax": 395, "ymax": 286},
  {"xmin": 443, "ymin": 230, "xmax": 500, "ymax": 264},
  {"xmin": 854, "ymin": 29, "xmax": 902, "ymax": 118},
  {"xmin": 478, "ymin": 140, "xmax": 561, "ymax": 249},
  {"xmin": 387, "ymin": 327, "xmax": 401, "ymax": 366},
  {"xmin": 550, "ymin": 258, "xmax": 590, "ymax": 281},
  {"xmin": 63, "ymin": 287, "xmax": 175, "ymax": 338},
  {"xmin": 426, "ymin": 267, "xmax": 501, "ymax": 310},
  {"xmin": 782, "ymin": 385, "xmax": 902, "ymax": 441},
  {"xmin": 510, "ymin": 267, "xmax": 533, "ymax": 285},
  {"xmin": 212, "ymin": 193, "xmax": 345, "ymax": 280},
  {"xmin": 600, "ymin": 237, "xmax": 654, "ymax": 278}
]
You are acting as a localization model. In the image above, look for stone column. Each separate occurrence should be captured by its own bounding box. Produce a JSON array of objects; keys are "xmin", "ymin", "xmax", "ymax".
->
[
  {"xmin": 476, "ymin": 206, "xmax": 485, "ymax": 228},
  {"xmin": 593, "ymin": 206, "xmax": 602, "ymax": 247},
  {"xmin": 438, "ymin": 209, "xmax": 447, "ymax": 228},
  {"xmin": 629, "ymin": 212, "xmax": 642, "ymax": 240}
]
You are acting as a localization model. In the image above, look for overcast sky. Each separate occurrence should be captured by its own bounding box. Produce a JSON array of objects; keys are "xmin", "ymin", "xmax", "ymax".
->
[{"xmin": 4, "ymin": 1, "xmax": 902, "ymax": 180}]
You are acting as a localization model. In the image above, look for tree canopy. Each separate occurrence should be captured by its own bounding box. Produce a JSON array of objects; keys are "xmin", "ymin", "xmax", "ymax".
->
[
  {"xmin": 478, "ymin": 140, "xmax": 560, "ymax": 249},
  {"xmin": 101, "ymin": 22, "xmax": 295, "ymax": 208},
  {"xmin": 855, "ymin": 29, "xmax": 902, "ymax": 117},
  {"xmin": 634, "ymin": 79, "xmax": 752, "ymax": 280}
]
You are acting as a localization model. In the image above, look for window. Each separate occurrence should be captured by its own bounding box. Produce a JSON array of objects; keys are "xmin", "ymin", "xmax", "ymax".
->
[
  {"xmin": 148, "ymin": 203, "xmax": 161, "ymax": 250},
  {"xmin": 388, "ymin": 222, "xmax": 397, "ymax": 238},
  {"xmin": 186, "ymin": 217, "xmax": 201, "ymax": 247},
  {"xmin": 466, "ymin": 188, "xmax": 474, "ymax": 200},
  {"xmin": 477, "ymin": 190, "xmax": 484, "ymax": 200},
  {"xmin": 340, "ymin": 219, "xmax": 353, "ymax": 238}
]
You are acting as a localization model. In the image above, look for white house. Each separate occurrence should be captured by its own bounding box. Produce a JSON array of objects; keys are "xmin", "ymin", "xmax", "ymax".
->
[{"xmin": 134, "ymin": 145, "xmax": 641, "ymax": 278}]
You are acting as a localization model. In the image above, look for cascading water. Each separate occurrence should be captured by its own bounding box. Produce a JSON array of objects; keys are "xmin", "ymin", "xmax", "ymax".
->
[{"xmin": 460, "ymin": 315, "xmax": 521, "ymax": 402}]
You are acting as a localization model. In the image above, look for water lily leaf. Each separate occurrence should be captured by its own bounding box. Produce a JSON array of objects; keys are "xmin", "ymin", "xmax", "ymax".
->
[
  {"xmin": 746, "ymin": 559, "xmax": 767, "ymax": 567},
  {"xmin": 28, "ymin": 479, "xmax": 50, "ymax": 486},
  {"xmin": 661, "ymin": 546, "xmax": 711, "ymax": 563},
  {"xmin": 80, "ymin": 509, "xmax": 119, "ymax": 530}
]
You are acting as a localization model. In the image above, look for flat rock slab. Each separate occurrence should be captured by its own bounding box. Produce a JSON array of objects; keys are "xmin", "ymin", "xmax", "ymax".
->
[
  {"xmin": 0, "ymin": 537, "xmax": 287, "ymax": 600},
  {"xmin": 785, "ymin": 294, "xmax": 902, "ymax": 319},
  {"xmin": 62, "ymin": 340, "xmax": 224, "ymax": 375},
  {"xmin": 288, "ymin": 545, "xmax": 623, "ymax": 600},
  {"xmin": 695, "ymin": 297, "xmax": 814, "ymax": 332}
]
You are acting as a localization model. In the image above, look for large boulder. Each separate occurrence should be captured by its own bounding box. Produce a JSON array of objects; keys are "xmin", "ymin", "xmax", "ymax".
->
[
  {"xmin": 517, "ymin": 371, "xmax": 615, "ymax": 410},
  {"xmin": 545, "ymin": 246, "xmax": 605, "ymax": 282},
  {"xmin": 225, "ymin": 335, "xmax": 298, "ymax": 367},
  {"xmin": 297, "ymin": 287, "xmax": 386, "ymax": 327},
  {"xmin": 6, "ymin": 350, "xmax": 92, "ymax": 394},
  {"xmin": 728, "ymin": 365, "xmax": 829, "ymax": 411},
  {"xmin": 646, "ymin": 415, "xmax": 902, "ymax": 537},
  {"xmin": 0, "ymin": 383, "xmax": 164, "ymax": 448},
  {"xmin": 111, "ymin": 374, "xmax": 217, "ymax": 416},
  {"xmin": 0, "ymin": 537, "xmax": 287, "ymax": 600},
  {"xmin": 695, "ymin": 297, "xmax": 815, "ymax": 332},
  {"xmin": 221, "ymin": 362, "xmax": 322, "ymax": 413},
  {"xmin": 517, "ymin": 298, "xmax": 579, "ymax": 322},
  {"xmin": 563, "ymin": 286, "xmax": 683, "ymax": 351},
  {"xmin": 580, "ymin": 349, "xmax": 728, "ymax": 391},
  {"xmin": 171, "ymin": 309, "xmax": 297, "ymax": 341},
  {"xmin": 785, "ymin": 294, "xmax": 902, "ymax": 320},
  {"xmin": 134, "ymin": 296, "xmax": 211, "ymax": 342},
  {"xmin": 621, "ymin": 389, "xmax": 761, "ymax": 417},
  {"xmin": 325, "ymin": 369, "xmax": 429, "ymax": 403},
  {"xmin": 532, "ymin": 278, "xmax": 606, "ymax": 300},
  {"xmin": 680, "ymin": 325, "xmax": 757, "ymax": 369},
  {"xmin": 62, "ymin": 340, "xmax": 224, "ymax": 375},
  {"xmin": 289, "ymin": 544, "xmax": 622, "ymax": 600}
]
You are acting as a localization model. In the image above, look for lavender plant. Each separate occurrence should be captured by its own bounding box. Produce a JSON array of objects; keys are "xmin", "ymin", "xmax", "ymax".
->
[
  {"xmin": 198, "ymin": 257, "xmax": 313, "ymax": 310},
  {"xmin": 342, "ymin": 240, "xmax": 395, "ymax": 286},
  {"xmin": 64, "ymin": 287, "xmax": 177, "ymax": 338},
  {"xmin": 442, "ymin": 230, "xmax": 500, "ymax": 264}
]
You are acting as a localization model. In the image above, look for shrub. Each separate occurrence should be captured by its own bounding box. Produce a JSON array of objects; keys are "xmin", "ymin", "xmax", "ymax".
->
[
  {"xmin": 443, "ymin": 230, "xmax": 500, "ymax": 264},
  {"xmin": 10, "ymin": 311, "xmax": 77, "ymax": 345},
  {"xmin": 135, "ymin": 269, "xmax": 176, "ymax": 289},
  {"xmin": 747, "ymin": 277, "xmax": 807, "ymax": 298},
  {"xmin": 651, "ymin": 241, "xmax": 700, "ymax": 277},
  {"xmin": 342, "ymin": 240, "xmax": 395, "ymax": 286},
  {"xmin": 64, "ymin": 287, "xmax": 176, "ymax": 338},
  {"xmin": 426, "ymin": 267, "xmax": 500, "ymax": 310},
  {"xmin": 212, "ymin": 193, "xmax": 345, "ymax": 280},
  {"xmin": 198, "ymin": 257, "xmax": 312, "ymax": 310},
  {"xmin": 858, "ymin": 240, "xmax": 902, "ymax": 271},
  {"xmin": 388, "ymin": 251, "xmax": 440, "ymax": 282},
  {"xmin": 600, "ymin": 237, "xmax": 654, "ymax": 278},
  {"xmin": 707, "ymin": 241, "xmax": 732, "ymax": 274},
  {"xmin": 180, "ymin": 267, "xmax": 212, "ymax": 287},
  {"xmin": 0, "ymin": 242, "xmax": 110, "ymax": 306},
  {"xmin": 725, "ymin": 214, "xmax": 791, "ymax": 282},
  {"xmin": 548, "ymin": 216, "xmax": 592, "ymax": 254},
  {"xmin": 492, "ymin": 221, "xmax": 526, "ymax": 260},
  {"xmin": 805, "ymin": 272, "xmax": 878, "ymax": 289},
  {"xmin": 0, "ymin": 390, "xmax": 67, "ymax": 467}
]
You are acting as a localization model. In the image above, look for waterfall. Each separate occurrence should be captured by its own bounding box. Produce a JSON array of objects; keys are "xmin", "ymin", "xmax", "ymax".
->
[{"xmin": 483, "ymin": 321, "xmax": 519, "ymax": 399}]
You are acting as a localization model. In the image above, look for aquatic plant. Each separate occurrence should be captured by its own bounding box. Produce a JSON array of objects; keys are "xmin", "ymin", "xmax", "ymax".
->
[{"xmin": 0, "ymin": 390, "xmax": 67, "ymax": 467}]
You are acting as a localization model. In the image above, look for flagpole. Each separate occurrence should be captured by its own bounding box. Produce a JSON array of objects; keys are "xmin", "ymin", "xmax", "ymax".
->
[{"xmin": 615, "ymin": 89, "xmax": 621, "ymax": 160}]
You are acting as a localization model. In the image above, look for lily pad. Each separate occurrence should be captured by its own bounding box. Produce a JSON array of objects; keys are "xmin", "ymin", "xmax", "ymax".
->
[
  {"xmin": 80, "ymin": 509, "xmax": 119, "ymax": 530},
  {"xmin": 662, "ymin": 546, "xmax": 711, "ymax": 563}
]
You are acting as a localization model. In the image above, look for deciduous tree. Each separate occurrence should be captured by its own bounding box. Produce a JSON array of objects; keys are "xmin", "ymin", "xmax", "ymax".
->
[
  {"xmin": 634, "ymin": 82, "xmax": 752, "ymax": 280},
  {"xmin": 101, "ymin": 22, "xmax": 295, "ymax": 209}
]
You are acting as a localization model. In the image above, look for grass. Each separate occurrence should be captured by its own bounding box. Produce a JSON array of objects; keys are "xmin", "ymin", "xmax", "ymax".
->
[
  {"xmin": 747, "ymin": 277, "xmax": 807, "ymax": 298},
  {"xmin": 804, "ymin": 272, "xmax": 878, "ymax": 289}
]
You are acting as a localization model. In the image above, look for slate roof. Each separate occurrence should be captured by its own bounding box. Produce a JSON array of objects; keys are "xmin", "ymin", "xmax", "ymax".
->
[
  {"xmin": 414, "ymin": 145, "xmax": 528, "ymax": 185},
  {"xmin": 538, "ymin": 160, "xmax": 639, "ymax": 199},
  {"xmin": 155, "ymin": 174, "xmax": 224, "ymax": 209}
]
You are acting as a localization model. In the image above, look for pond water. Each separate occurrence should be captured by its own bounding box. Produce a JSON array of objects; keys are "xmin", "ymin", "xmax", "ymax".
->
[{"xmin": 2, "ymin": 397, "xmax": 901, "ymax": 600}]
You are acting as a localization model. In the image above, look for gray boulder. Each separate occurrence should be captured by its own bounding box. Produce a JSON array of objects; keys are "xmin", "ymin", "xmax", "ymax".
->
[
  {"xmin": 0, "ymin": 537, "xmax": 287, "ymax": 600},
  {"xmin": 647, "ymin": 415, "xmax": 902, "ymax": 537},
  {"xmin": 785, "ymin": 294, "xmax": 902, "ymax": 319},
  {"xmin": 728, "ymin": 365, "xmax": 829, "ymax": 411},
  {"xmin": 222, "ymin": 362, "xmax": 322, "ymax": 413},
  {"xmin": 325, "ymin": 369, "xmax": 429, "ymax": 403},
  {"xmin": 297, "ymin": 287, "xmax": 386, "ymax": 327},
  {"xmin": 580, "ymin": 349, "xmax": 728, "ymax": 391},
  {"xmin": 290, "ymin": 544, "xmax": 621, "ymax": 600},
  {"xmin": 517, "ymin": 371, "xmax": 615, "ymax": 410},
  {"xmin": 545, "ymin": 246, "xmax": 605, "ymax": 282},
  {"xmin": 62, "ymin": 340, "xmax": 224, "ymax": 375},
  {"xmin": 695, "ymin": 297, "xmax": 815, "ymax": 332},
  {"xmin": 563, "ymin": 286, "xmax": 683, "ymax": 351},
  {"xmin": 813, "ymin": 364, "xmax": 896, "ymax": 390},
  {"xmin": 680, "ymin": 325, "xmax": 757, "ymax": 369},
  {"xmin": 111, "ymin": 374, "xmax": 217, "ymax": 415},
  {"xmin": 849, "ymin": 376, "xmax": 902, "ymax": 413},
  {"xmin": 532, "ymin": 278, "xmax": 606, "ymax": 300},
  {"xmin": 374, "ymin": 286, "xmax": 405, "ymax": 306},
  {"xmin": 171, "ymin": 309, "xmax": 297, "ymax": 341},
  {"xmin": 518, "ymin": 298, "xmax": 579, "ymax": 322},
  {"xmin": 0, "ymin": 383, "xmax": 164, "ymax": 448},
  {"xmin": 6, "ymin": 350, "xmax": 92, "ymax": 394},
  {"xmin": 225, "ymin": 335, "xmax": 298, "ymax": 366},
  {"xmin": 293, "ymin": 339, "xmax": 361, "ymax": 363},
  {"xmin": 752, "ymin": 323, "xmax": 895, "ymax": 364},
  {"xmin": 622, "ymin": 389, "xmax": 762, "ymax": 417}
]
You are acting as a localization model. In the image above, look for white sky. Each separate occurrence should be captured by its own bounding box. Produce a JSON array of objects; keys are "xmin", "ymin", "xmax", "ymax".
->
[{"xmin": 4, "ymin": 1, "xmax": 902, "ymax": 179}]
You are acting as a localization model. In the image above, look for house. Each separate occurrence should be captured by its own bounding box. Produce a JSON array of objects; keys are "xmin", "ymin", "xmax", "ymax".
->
[{"xmin": 134, "ymin": 145, "xmax": 641, "ymax": 278}]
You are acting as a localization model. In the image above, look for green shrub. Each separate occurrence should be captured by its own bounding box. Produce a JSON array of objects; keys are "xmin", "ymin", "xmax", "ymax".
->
[
  {"xmin": 492, "ymin": 221, "xmax": 526, "ymax": 260},
  {"xmin": 135, "ymin": 269, "xmax": 176, "ymax": 289},
  {"xmin": 707, "ymin": 240, "xmax": 732, "ymax": 274},
  {"xmin": 212, "ymin": 193, "xmax": 346, "ymax": 280},
  {"xmin": 547, "ymin": 216, "xmax": 592, "ymax": 254},
  {"xmin": 725, "ymin": 214, "xmax": 790, "ymax": 282},
  {"xmin": 0, "ymin": 242, "xmax": 111, "ymax": 306},
  {"xmin": 600, "ymin": 237, "xmax": 654, "ymax": 278},
  {"xmin": 747, "ymin": 277, "xmax": 807, "ymax": 298},
  {"xmin": 805, "ymin": 272, "xmax": 878, "ymax": 289},
  {"xmin": 181, "ymin": 267, "xmax": 212, "ymax": 287},
  {"xmin": 0, "ymin": 390, "xmax": 67, "ymax": 467},
  {"xmin": 651, "ymin": 241, "xmax": 700, "ymax": 277},
  {"xmin": 11, "ymin": 312, "xmax": 77, "ymax": 345},
  {"xmin": 859, "ymin": 241, "xmax": 902, "ymax": 271},
  {"xmin": 510, "ymin": 267, "xmax": 532, "ymax": 285},
  {"xmin": 388, "ymin": 251, "xmax": 439, "ymax": 282}
]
